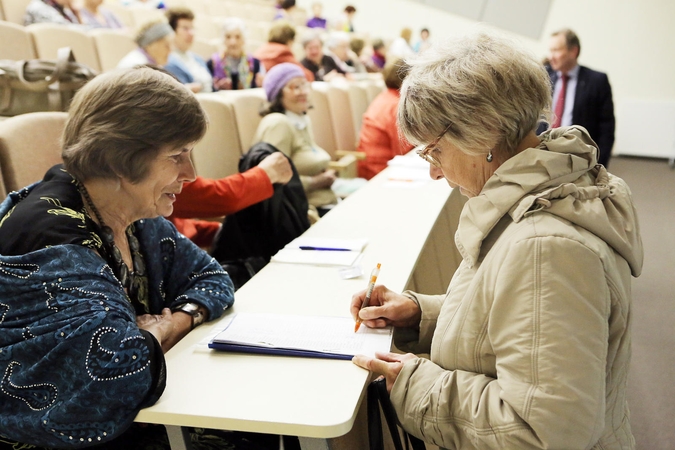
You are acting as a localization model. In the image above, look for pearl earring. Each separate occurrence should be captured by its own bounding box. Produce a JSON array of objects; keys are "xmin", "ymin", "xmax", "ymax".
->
[{"xmin": 486, "ymin": 151, "xmax": 493, "ymax": 163}]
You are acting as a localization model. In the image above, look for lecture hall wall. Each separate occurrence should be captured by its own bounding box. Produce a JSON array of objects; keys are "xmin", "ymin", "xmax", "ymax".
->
[{"xmin": 299, "ymin": 0, "xmax": 675, "ymax": 156}]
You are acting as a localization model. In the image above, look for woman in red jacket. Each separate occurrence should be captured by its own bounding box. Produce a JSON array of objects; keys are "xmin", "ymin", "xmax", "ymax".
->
[{"xmin": 356, "ymin": 59, "xmax": 414, "ymax": 179}]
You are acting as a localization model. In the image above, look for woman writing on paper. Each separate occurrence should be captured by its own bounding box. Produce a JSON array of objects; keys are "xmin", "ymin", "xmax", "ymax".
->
[{"xmin": 351, "ymin": 30, "xmax": 643, "ymax": 449}]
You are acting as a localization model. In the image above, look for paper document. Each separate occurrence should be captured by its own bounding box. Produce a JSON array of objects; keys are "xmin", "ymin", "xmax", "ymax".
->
[
  {"xmin": 270, "ymin": 237, "xmax": 368, "ymax": 266},
  {"xmin": 209, "ymin": 313, "xmax": 393, "ymax": 360}
]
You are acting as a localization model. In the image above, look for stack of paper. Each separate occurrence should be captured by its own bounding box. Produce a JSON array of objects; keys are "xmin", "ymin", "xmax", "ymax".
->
[
  {"xmin": 209, "ymin": 313, "xmax": 393, "ymax": 360},
  {"xmin": 271, "ymin": 237, "xmax": 368, "ymax": 266}
]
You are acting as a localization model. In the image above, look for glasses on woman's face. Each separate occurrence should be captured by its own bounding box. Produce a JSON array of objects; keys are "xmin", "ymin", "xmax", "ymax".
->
[
  {"xmin": 285, "ymin": 80, "xmax": 310, "ymax": 93},
  {"xmin": 416, "ymin": 123, "xmax": 452, "ymax": 168}
]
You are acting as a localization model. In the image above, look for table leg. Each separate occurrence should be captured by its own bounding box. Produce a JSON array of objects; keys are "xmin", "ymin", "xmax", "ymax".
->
[
  {"xmin": 165, "ymin": 425, "xmax": 192, "ymax": 450},
  {"xmin": 297, "ymin": 437, "xmax": 331, "ymax": 450}
]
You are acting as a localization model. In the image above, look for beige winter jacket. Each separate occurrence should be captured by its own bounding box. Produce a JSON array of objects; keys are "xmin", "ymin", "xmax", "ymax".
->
[{"xmin": 392, "ymin": 127, "xmax": 643, "ymax": 449}]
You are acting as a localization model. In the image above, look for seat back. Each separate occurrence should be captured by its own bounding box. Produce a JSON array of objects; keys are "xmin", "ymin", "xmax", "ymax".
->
[
  {"xmin": 27, "ymin": 23, "xmax": 101, "ymax": 72},
  {"xmin": 0, "ymin": 0, "xmax": 5, "ymax": 20},
  {"xmin": 325, "ymin": 81, "xmax": 357, "ymax": 152},
  {"xmin": 193, "ymin": 14, "xmax": 222, "ymax": 40},
  {"xmin": 128, "ymin": 6, "xmax": 164, "ymax": 29},
  {"xmin": 90, "ymin": 28, "xmax": 135, "ymax": 72},
  {"xmin": 191, "ymin": 36, "xmax": 219, "ymax": 61},
  {"xmin": 347, "ymin": 82, "xmax": 369, "ymax": 139},
  {"xmin": 2, "ymin": 0, "xmax": 31, "ymax": 24},
  {"xmin": 307, "ymin": 82, "xmax": 337, "ymax": 157},
  {"xmin": 193, "ymin": 93, "xmax": 243, "ymax": 179},
  {"xmin": 0, "ymin": 111, "xmax": 67, "ymax": 192},
  {"xmin": 0, "ymin": 20, "xmax": 36, "ymax": 60},
  {"xmin": 102, "ymin": 3, "xmax": 134, "ymax": 28},
  {"xmin": 220, "ymin": 88, "xmax": 267, "ymax": 152}
]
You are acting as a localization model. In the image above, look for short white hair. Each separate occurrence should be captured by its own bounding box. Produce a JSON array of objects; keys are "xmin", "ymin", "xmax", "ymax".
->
[
  {"xmin": 301, "ymin": 29, "xmax": 323, "ymax": 48},
  {"xmin": 221, "ymin": 17, "xmax": 246, "ymax": 36},
  {"xmin": 325, "ymin": 31, "xmax": 349, "ymax": 49},
  {"xmin": 399, "ymin": 29, "xmax": 552, "ymax": 158}
]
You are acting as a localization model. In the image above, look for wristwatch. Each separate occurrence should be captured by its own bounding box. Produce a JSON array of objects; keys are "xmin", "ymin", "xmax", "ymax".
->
[{"xmin": 171, "ymin": 302, "xmax": 205, "ymax": 329}]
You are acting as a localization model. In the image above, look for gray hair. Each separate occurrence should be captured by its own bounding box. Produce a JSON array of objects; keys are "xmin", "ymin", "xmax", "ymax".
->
[
  {"xmin": 221, "ymin": 17, "xmax": 246, "ymax": 36},
  {"xmin": 399, "ymin": 30, "xmax": 552, "ymax": 158},
  {"xmin": 325, "ymin": 31, "xmax": 349, "ymax": 50},
  {"xmin": 301, "ymin": 29, "xmax": 323, "ymax": 48}
]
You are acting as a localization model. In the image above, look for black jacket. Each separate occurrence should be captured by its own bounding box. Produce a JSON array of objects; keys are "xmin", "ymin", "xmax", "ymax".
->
[{"xmin": 210, "ymin": 142, "xmax": 310, "ymax": 264}]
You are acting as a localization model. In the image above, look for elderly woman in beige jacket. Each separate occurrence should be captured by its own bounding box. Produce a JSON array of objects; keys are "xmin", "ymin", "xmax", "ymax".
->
[{"xmin": 351, "ymin": 31, "xmax": 643, "ymax": 449}]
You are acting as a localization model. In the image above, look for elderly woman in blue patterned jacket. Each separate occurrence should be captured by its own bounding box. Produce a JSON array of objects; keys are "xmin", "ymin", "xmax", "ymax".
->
[{"xmin": 0, "ymin": 67, "xmax": 234, "ymax": 448}]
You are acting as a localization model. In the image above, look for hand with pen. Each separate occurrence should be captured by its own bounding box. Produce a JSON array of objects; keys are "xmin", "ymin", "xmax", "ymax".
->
[{"xmin": 350, "ymin": 285, "xmax": 422, "ymax": 393}]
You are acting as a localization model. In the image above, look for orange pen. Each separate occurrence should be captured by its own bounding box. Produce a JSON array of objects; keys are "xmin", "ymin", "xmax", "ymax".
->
[{"xmin": 354, "ymin": 263, "xmax": 381, "ymax": 332}]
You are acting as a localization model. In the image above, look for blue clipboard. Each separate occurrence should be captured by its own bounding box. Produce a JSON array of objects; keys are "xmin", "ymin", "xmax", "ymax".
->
[{"xmin": 207, "ymin": 341, "xmax": 353, "ymax": 360}]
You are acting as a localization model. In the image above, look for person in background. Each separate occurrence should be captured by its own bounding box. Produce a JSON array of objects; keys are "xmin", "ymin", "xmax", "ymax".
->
[
  {"xmin": 342, "ymin": 5, "xmax": 356, "ymax": 32},
  {"xmin": 273, "ymin": 0, "xmax": 296, "ymax": 21},
  {"xmin": 0, "ymin": 67, "xmax": 235, "ymax": 449},
  {"xmin": 79, "ymin": 0, "xmax": 124, "ymax": 28},
  {"xmin": 164, "ymin": 7, "xmax": 213, "ymax": 93},
  {"xmin": 117, "ymin": 19, "xmax": 174, "ymax": 68},
  {"xmin": 325, "ymin": 31, "xmax": 366, "ymax": 74},
  {"xmin": 207, "ymin": 18, "xmax": 262, "ymax": 91},
  {"xmin": 351, "ymin": 30, "xmax": 642, "ymax": 449},
  {"xmin": 369, "ymin": 38, "xmax": 387, "ymax": 71},
  {"xmin": 253, "ymin": 63, "xmax": 336, "ymax": 215},
  {"xmin": 24, "ymin": 0, "xmax": 80, "ymax": 26},
  {"xmin": 388, "ymin": 27, "xmax": 415, "ymax": 59},
  {"xmin": 306, "ymin": 1, "xmax": 327, "ymax": 29},
  {"xmin": 546, "ymin": 28, "xmax": 615, "ymax": 168},
  {"xmin": 412, "ymin": 27, "xmax": 431, "ymax": 53},
  {"xmin": 357, "ymin": 59, "xmax": 414, "ymax": 179},
  {"xmin": 300, "ymin": 30, "xmax": 343, "ymax": 81},
  {"xmin": 253, "ymin": 21, "xmax": 314, "ymax": 81}
]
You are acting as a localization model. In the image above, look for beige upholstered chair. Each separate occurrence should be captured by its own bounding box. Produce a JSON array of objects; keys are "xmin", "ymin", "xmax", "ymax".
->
[
  {"xmin": 0, "ymin": 0, "xmax": 5, "ymax": 21},
  {"xmin": 324, "ymin": 81, "xmax": 357, "ymax": 152},
  {"xmin": 0, "ymin": 111, "xmax": 67, "ymax": 193},
  {"xmin": 27, "ymin": 23, "xmax": 101, "ymax": 73},
  {"xmin": 1, "ymin": 0, "xmax": 31, "ymax": 24},
  {"xmin": 193, "ymin": 93, "xmax": 243, "ymax": 180},
  {"xmin": 193, "ymin": 14, "xmax": 222, "ymax": 41},
  {"xmin": 191, "ymin": 36, "xmax": 219, "ymax": 61},
  {"xmin": 307, "ymin": 82, "xmax": 336, "ymax": 156},
  {"xmin": 128, "ymin": 6, "xmax": 164, "ymax": 29},
  {"xmin": 218, "ymin": 88, "xmax": 267, "ymax": 154},
  {"xmin": 101, "ymin": 3, "xmax": 134, "ymax": 28},
  {"xmin": 348, "ymin": 82, "xmax": 369, "ymax": 139},
  {"xmin": 0, "ymin": 20, "xmax": 36, "ymax": 60},
  {"xmin": 89, "ymin": 28, "xmax": 135, "ymax": 72}
]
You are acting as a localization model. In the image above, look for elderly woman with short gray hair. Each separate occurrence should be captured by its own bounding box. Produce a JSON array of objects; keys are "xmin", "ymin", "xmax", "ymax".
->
[
  {"xmin": 207, "ymin": 17, "xmax": 262, "ymax": 90},
  {"xmin": 117, "ymin": 19, "xmax": 174, "ymax": 68},
  {"xmin": 351, "ymin": 31, "xmax": 643, "ymax": 449}
]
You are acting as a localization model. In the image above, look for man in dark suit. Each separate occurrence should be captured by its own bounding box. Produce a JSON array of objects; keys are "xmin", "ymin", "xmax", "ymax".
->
[{"xmin": 547, "ymin": 29, "xmax": 615, "ymax": 167}]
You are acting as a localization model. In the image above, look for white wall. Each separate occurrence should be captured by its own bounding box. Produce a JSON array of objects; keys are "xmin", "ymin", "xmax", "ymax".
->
[{"xmin": 297, "ymin": 0, "xmax": 675, "ymax": 156}]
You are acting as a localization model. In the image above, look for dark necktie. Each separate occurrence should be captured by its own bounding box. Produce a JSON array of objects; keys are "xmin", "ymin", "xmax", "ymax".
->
[{"xmin": 552, "ymin": 74, "xmax": 569, "ymax": 128}]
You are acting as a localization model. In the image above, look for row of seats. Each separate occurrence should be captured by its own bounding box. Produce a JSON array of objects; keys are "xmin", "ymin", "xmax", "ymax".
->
[{"xmin": 0, "ymin": 78, "xmax": 385, "ymax": 199}]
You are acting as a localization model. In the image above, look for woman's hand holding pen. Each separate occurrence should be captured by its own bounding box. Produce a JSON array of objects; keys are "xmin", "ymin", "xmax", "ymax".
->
[
  {"xmin": 350, "ymin": 285, "xmax": 421, "ymax": 329},
  {"xmin": 353, "ymin": 351, "xmax": 419, "ymax": 393}
]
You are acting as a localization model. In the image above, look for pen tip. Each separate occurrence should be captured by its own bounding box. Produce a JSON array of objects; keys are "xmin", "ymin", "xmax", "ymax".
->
[
  {"xmin": 376, "ymin": 263, "xmax": 381, "ymax": 269},
  {"xmin": 354, "ymin": 322, "xmax": 360, "ymax": 333}
]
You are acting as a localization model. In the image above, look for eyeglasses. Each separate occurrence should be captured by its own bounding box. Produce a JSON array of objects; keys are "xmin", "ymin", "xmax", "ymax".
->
[
  {"xmin": 284, "ymin": 81, "xmax": 310, "ymax": 93},
  {"xmin": 416, "ymin": 122, "xmax": 452, "ymax": 168}
]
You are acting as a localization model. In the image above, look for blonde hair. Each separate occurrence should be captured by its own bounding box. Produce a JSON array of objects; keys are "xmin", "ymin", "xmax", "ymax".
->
[
  {"xmin": 399, "ymin": 30, "xmax": 551, "ymax": 158},
  {"xmin": 268, "ymin": 21, "xmax": 295, "ymax": 45},
  {"xmin": 62, "ymin": 68, "xmax": 206, "ymax": 183}
]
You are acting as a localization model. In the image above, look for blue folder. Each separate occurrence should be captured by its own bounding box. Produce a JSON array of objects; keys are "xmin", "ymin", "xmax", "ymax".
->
[{"xmin": 207, "ymin": 341, "xmax": 354, "ymax": 360}]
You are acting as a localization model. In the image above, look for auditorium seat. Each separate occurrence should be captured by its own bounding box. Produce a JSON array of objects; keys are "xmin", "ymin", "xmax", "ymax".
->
[
  {"xmin": 27, "ymin": 23, "xmax": 101, "ymax": 72},
  {"xmin": 128, "ymin": 5, "xmax": 165, "ymax": 29},
  {"xmin": 101, "ymin": 3, "xmax": 134, "ymax": 28},
  {"xmin": 347, "ymin": 82, "xmax": 369, "ymax": 138},
  {"xmin": 0, "ymin": 20, "xmax": 36, "ymax": 60},
  {"xmin": 193, "ymin": 93, "xmax": 243, "ymax": 179},
  {"xmin": 0, "ymin": 111, "xmax": 67, "ymax": 193},
  {"xmin": 193, "ymin": 14, "xmax": 222, "ymax": 41},
  {"xmin": 191, "ymin": 36, "xmax": 219, "ymax": 61},
  {"xmin": 218, "ymin": 88, "xmax": 267, "ymax": 153},
  {"xmin": 90, "ymin": 28, "xmax": 135, "ymax": 72},
  {"xmin": 1, "ymin": 0, "xmax": 31, "ymax": 25},
  {"xmin": 324, "ymin": 80, "xmax": 357, "ymax": 152}
]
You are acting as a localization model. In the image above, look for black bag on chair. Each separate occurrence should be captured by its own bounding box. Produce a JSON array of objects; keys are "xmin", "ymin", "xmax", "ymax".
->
[
  {"xmin": 368, "ymin": 378, "xmax": 426, "ymax": 450},
  {"xmin": 210, "ymin": 142, "xmax": 310, "ymax": 289}
]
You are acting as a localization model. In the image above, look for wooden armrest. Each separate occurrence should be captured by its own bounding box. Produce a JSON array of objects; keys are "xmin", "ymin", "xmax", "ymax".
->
[
  {"xmin": 329, "ymin": 154, "xmax": 358, "ymax": 178},
  {"xmin": 336, "ymin": 150, "xmax": 366, "ymax": 161}
]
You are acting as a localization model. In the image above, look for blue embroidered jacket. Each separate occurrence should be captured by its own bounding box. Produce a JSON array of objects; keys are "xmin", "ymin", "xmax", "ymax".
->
[{"xmin": 0, "ymin": 184, "xmax": 234, "ymax": 447}]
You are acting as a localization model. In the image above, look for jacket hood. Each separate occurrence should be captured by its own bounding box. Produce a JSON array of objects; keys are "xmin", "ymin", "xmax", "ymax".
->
[{"xmin": 456, "ymin": 126, "xmax": 643, "ymax": 276}]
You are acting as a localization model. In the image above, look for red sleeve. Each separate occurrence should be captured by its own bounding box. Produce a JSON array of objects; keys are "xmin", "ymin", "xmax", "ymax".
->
[
  {"xmin": 170, "ymin": 218, "xmax": 220, "ymax": 249},
  {"xmin": 171, "ymin": 167, "xmax": 274, "ymax": 218}
]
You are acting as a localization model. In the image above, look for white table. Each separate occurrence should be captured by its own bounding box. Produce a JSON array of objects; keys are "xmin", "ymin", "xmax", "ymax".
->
[{"xmin": 135, "ymin": 167, "xmax": 461, "ymax": 450}]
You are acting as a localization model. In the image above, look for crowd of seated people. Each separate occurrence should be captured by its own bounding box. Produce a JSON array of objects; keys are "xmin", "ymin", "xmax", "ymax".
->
[{"xmin": 24, "ymin": 0, "xmax": 124, "ymax": 28}]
